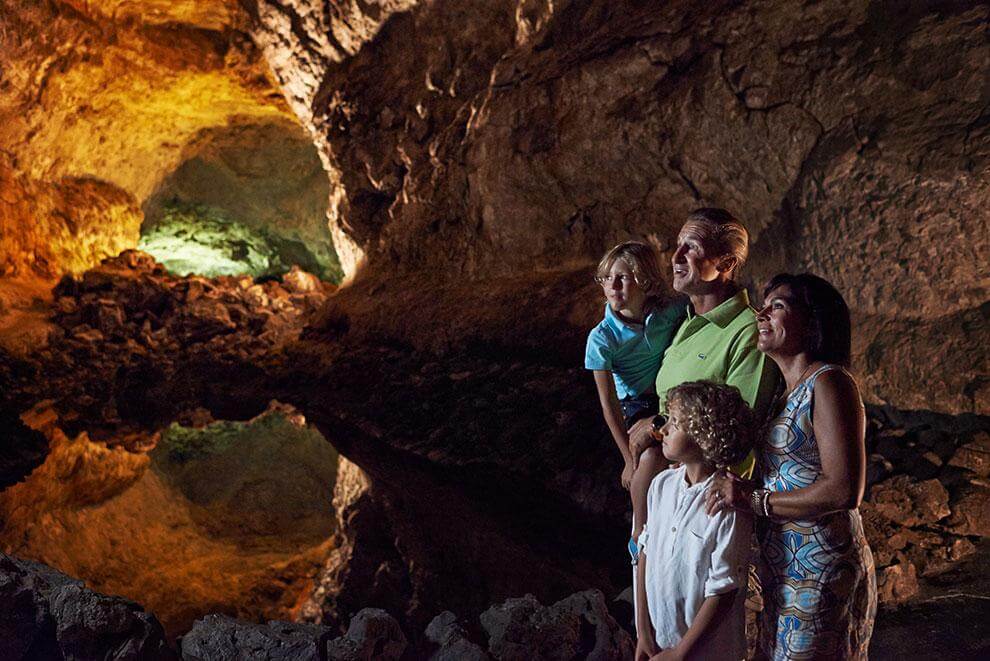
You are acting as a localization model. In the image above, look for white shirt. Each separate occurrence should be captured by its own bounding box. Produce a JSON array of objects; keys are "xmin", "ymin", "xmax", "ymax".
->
[{"xmin": 638, "ymin": 466, "xmax": 751, "ymax": 660}]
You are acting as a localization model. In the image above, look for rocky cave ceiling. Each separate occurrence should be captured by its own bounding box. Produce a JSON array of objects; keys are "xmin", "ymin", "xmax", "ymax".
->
[{"xmin": 0, "ymin": 0, "xmax": 989, "ymax": 654}]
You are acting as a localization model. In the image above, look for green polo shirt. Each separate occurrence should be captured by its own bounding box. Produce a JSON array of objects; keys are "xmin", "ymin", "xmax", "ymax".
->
[{"xmin": 655, "ymin": 289, "xmax": 779, "ymax": 477}]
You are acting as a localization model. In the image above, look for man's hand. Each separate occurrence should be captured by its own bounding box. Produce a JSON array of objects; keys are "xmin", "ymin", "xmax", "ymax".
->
[
  {"xmin": 628, "ymin": 417, "xmax": 655, "ymax": 470},
  {"xmin": 651, "ymin": 648, "xmax": 684, "ymax": 661},
  {"xmin": 621, "ymin": 460, "xmax": 634, "ymax": 490}
]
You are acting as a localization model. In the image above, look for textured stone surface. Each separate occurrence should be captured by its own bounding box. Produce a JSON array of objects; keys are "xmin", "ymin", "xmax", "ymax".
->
[
  {"xmin": 480, "ymin": 590, "xmax": 633, "ymax": 661},
  {"xmin": 179, "ymin": 613, "xmax": 333, "ymax": 660},
  {"xmin": 0, "ymin": 0, "xmax": 294, "ymax": 279},
  {"xmin": 0, "ymin": 552, "xmax": 174, "ymax": 660},
  {"xmin": 424, "ymin": 611, "xmax": 490, "ymax": 661},
  {"xmin": 325, "ymin": 608, "xmax": 407, "ymax": 661},
  {"xmin": 242, "ymin": 0, "xmax": 989, "ymax": 414}
]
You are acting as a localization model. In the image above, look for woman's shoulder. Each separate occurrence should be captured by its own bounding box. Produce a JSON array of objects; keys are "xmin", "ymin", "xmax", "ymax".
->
[{"xmin": 810, "ymin": 365, "xmax": 863, "ymax": 412}]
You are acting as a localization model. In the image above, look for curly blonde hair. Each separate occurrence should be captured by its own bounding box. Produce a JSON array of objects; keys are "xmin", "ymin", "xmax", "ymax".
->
[{"xmin": 667, "ymin": 381, "xmax": 755, "ymax": 468}]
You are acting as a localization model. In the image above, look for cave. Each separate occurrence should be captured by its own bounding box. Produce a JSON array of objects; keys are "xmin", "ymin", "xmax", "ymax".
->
[{"xmin": 1, "ymin": 0, "xmax": 988, "ymax": 659}]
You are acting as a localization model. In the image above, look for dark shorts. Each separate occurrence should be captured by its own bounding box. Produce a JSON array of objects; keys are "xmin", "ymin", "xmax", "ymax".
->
[{"xmin": 620, "ymin": 393, "xmax": 659, "ymax": 430}]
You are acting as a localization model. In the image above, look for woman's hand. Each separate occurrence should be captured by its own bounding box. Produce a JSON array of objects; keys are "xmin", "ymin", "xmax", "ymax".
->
[
  {"xmin": 621, "ymin": 460, "xmax": 634, "ymax": 490},
  {"xmin": 705, "ymin": 468, "xmax": 756, "ymax": 516}
]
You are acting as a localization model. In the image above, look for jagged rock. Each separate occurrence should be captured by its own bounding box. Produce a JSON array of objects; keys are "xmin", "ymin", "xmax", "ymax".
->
[
  {"xmin": 0, "ymin": 552, "xmax": 173, "ymax": 660},
  {"xmin": 869, "ymin": 476, "xmax": 951, "ymax": 527},
  {"xmin": 948, "ymin": 432, "xmax": 990, "ymax": 477},
  {"xmin": 424, "ymin": 611, "xmax": 490, "ymax": 661},
  {"xmin": 947, "ymin": 484, "xmax": 990, "ymax": 538},
  {"xmin": 325, "ymin": 608, "xmax": 406, "ymax": 661},
  {"xmin": 180, "ymin": 614, "xmax": 333, "ymax": 660},
  {"xmin": 876, "ymin": 560, "xmax": 919, "ymax": 606},
  {"xmin": 480, "ymin": 590, "xmax": 632, "ymax": 661}
]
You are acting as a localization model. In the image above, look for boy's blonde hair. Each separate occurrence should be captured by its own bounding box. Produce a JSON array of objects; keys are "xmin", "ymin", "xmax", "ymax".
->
[
  {"xmin": 595, "ymin": 241, "xmax": 666, "ymax": 298},
  {"xmin": 667, "ymin": 381, "xmax": 755, "ymax": 468}
]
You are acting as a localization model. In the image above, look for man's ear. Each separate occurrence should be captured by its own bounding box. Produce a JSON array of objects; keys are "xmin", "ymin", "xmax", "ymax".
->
[{"xmin": 716, "ymin": 255, "xmax": 738, "ymax": 275}]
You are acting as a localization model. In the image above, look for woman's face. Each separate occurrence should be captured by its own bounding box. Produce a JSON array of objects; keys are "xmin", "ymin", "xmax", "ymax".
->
[
  {"xmin": 670, "ymin": 222, "xmax": 728, "ymax": 294},
  {"xmin": 756, "ymin": 284, "xmax": 810, "ymax": 357}
]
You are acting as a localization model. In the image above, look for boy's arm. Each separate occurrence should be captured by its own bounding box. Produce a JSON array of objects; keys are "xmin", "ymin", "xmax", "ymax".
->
[
  {"xmin": 592, "ymin": 370, "xmax": 634, "ymax": 487},
  {"xmin": 654, "ymin": 591, "xmax": 737, "ymax": 661},
  {"xmin": 635, "ymin": 545, "xmax": 659, "ymax": 660}
]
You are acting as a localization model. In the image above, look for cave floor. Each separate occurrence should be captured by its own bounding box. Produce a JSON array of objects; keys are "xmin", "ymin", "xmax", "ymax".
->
[{"xmin": 869, "ymin": 540, "xmax": 990, "ymax": 660}]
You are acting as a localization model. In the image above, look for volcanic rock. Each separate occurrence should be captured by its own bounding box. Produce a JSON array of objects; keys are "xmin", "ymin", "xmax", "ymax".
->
[
  {"xmin": 869, "ymin": 476, "xmax": 951, "ymax": 527},
  {"xmin": 0, "ymin": 552, "xmax": 173, "ymax": 660},
  {"xmin": 480, "ymin": 590, "xmax": 633, "ymax": 661},
  {"xmin": 180, "ymin": 614, "xmax": 333, "ymax": 660},
  {"xmin": 876, "ymin": 559, "xmax": 920, "ymax": 606},
  {"xmin": 325, "ymin": 608, "xmax": 407, "ymax": 661},
  {"xmin": 948, "ymin": 432, "xmax": 990, "ymax": 478},
  {"xmin": 424, "ymin": 611, "xmax": 490, "ymax": 661}
]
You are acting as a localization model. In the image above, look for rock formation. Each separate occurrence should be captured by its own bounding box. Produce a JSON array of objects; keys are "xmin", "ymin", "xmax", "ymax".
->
[{"xmin": 1, "ymin": 0, "xmax": 989, "ymax": 656}]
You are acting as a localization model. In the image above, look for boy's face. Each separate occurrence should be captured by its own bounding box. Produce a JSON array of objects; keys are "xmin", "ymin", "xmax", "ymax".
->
[
  {"xmin": 600, "ymin": 259, "xmax": 647, "ymax": 318},
  {"xmin": 658, "ymin": 401, "xmax": 704, "ymax": 464}
]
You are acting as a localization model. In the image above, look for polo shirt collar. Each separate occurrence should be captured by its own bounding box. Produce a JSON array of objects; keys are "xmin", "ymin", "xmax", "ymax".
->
[
  {"xmin": 684, "ymin": 289, "xmax": 750, "ymax": 329},
  {"xmin": 604, "ymin": 302, "xmax": 647, "ymax": 341}
]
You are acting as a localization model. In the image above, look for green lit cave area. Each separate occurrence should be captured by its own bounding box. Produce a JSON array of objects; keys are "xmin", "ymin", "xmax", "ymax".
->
[
  {"xmin": 139, "ymin": 120, "xmax": 342, "ymax": 283},
  {"xmin": 0, "ymin": 404, "xmax": 340, "ymax": 640}
]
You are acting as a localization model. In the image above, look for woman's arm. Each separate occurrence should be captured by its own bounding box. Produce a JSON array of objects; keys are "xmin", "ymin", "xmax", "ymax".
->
[
  {"xmin": 707, "ymin": 369, "xmax": 866, "ymax": 519},
  {"xmin": 765, "ymin": 369, "xmax": 866, "ymax": 518},
  {"xmin": 593, "ymin": 370, "xmax": 635, "ymax": 488}
]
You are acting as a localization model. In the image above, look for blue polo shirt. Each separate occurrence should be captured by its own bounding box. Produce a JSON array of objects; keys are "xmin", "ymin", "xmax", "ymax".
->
[{"xmin": 585, "ymin": 302, "xmax": 686, "ymax": 399}]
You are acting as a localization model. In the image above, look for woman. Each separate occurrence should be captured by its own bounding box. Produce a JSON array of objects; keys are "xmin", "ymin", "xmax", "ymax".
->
[{"xmin": 707, "ymin": 273, "xmax": 877, "ymax": 660}]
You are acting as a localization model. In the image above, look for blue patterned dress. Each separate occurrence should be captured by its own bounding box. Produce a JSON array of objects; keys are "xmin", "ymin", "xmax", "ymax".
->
[{"xmin": 758, "ymin": 365, "xmax": 877, "ymax": 660}]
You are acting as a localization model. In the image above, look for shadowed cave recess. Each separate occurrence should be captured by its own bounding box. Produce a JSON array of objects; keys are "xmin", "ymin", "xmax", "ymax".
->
[{"xmin": 0, "ymin": 0, "xmax": 988, "ymax": 658}]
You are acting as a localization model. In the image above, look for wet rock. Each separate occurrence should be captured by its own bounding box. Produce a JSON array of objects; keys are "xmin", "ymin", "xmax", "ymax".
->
[
  {"xmin": 424, "ymin": 611, "xmax": 490, "ymax": 661},
  {"xmin": 326, "ymin": 608, "xmax": 406, "ymax": 661},
  {"xmin": 869, "ymin": 476, "xmax": 951, "ymax": 527},
  {"xmin": 180, "ymin": 614, "xmax": 333, "ymax": 660},
  {"xmin": 0, "ymin": 552, "xmax": 173, "ymax": 660},
  {"xmin": 480, "ymin": 590, "xmax": 632, "ymax": 661}
]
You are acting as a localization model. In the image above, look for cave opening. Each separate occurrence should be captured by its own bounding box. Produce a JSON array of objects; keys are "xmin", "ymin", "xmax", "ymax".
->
[
  {"xmin": 138, "ymin": 120, "xmax": 343, "ymax": 283},
  {"xmin": 0, "ymin": 403, "xmax": 341, "ymax": 639}
]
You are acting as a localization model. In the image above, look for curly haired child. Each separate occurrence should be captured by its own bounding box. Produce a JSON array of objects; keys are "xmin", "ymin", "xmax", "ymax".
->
[{"xmin": 634, "ymin": 381, "xmax": 755, "ymax": 661}]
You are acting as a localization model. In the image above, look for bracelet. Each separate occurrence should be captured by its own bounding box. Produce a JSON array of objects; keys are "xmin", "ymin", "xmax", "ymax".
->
[
  {"xmin": 750, "ymin": 488, "xmax": 765, "ymax": 516},
  {"xmin": 762, "ymin": 489, "xmax": 773, "ymax": 517}
]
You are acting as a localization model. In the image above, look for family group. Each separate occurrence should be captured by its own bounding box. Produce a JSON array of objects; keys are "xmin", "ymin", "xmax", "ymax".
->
[{"xmin": 585, "ymin": 209, "xmax": 877, "ymax": 660}]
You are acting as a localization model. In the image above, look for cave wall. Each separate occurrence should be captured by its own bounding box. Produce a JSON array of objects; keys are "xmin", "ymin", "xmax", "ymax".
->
[
  {"xmin": 0, "ymin": 0, "xmax": 294, "ymax": 278},
  {"xmin": 247, "ymin": 0, "xmax": 989, "ymax": 414}
]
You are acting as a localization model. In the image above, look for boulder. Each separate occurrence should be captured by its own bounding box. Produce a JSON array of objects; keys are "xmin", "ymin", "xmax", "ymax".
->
[
  {"xmin": 0, "ymin": 553, "xmax": 173, "ymax": 660},
  {"xmin": 948, "ymin": 432, "xmax": 990, "ymax": 478},
  {"xmin": 424, "ymin": 611, "xmax": 490, "ymax": 661},
  {"xmin": 480, "ymin": 590, "xmax": 632, "ymax": 661},
  {"xmin": 325, "ymin": 608, "xmax": 406, "ymax": 661},
  {"xmin": 869, "ymin": 476, "xmax": 951, "ymax": 527},
  {"xmin": 180, "ymin": 614, "xmax": 332, "ymax": 660},
  {"xmin": 876, "ymin": 560, "xmax": 919, "ymax": 606}
]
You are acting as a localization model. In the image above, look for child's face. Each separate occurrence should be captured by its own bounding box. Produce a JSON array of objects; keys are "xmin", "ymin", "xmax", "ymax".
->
[
  {"xmin": 600, "ymin": 259, "xmax": 646, "ymax": 318},
  {"xmin": 658, "ymin": 401, "xmax": 705, "ymax": 464}
]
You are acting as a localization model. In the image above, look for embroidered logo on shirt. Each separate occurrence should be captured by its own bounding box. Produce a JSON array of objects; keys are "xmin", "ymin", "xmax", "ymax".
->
[{"xmin": 697, "ymin": 353, "xmax": 707, "ymax": 360}]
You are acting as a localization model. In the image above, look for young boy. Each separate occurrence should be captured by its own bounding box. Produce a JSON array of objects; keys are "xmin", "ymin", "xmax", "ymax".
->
[
  {"xmin": 585, "ymin": 241, "xmax": 685, "ymax": 559},
  {"xmin": 635, "ymin": 381, "xmax": 754, "ymax": 661}
]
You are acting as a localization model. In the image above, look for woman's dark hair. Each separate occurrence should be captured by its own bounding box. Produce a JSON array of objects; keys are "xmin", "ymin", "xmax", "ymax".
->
[{"xmin": 763, "ymin": 273, "xmax": 852, "ymax": 367}]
